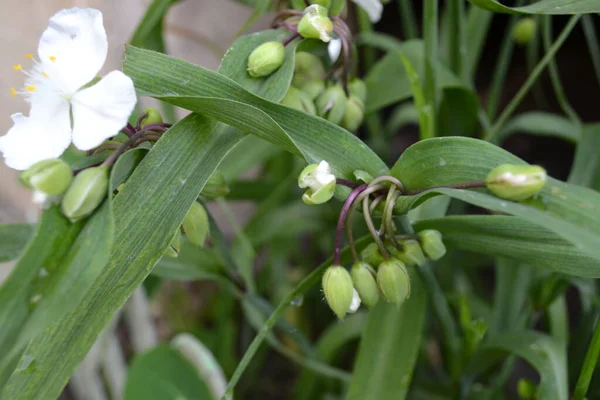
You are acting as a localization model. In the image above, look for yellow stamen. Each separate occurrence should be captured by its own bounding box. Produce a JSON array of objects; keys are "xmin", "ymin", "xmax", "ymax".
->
[
  {"xmin": 10, "ymin": 88, "xmax": 16, "ymax": 97},
  {"xmin": 25, "ymin": 53, "xmax": 33, "ymax": 59},
  {"xmin": 13, "ymin": 64, "xmax": 22, "ymax": 71},
  {"xmin": 49, "ymin": 56, "xmax": 56, "ymax": 62},
  {"xmin": 42, "ymin": 72, "xmax": 49, "ymax": 78},
  {"xmin": 25, "ymin": 85, "xmax": 36, "ymax": 92}
]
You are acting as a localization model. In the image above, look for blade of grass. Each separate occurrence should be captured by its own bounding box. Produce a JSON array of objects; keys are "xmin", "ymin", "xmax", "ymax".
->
[
  {"xmin": 423, "ymin": 0, "xmax": 439, "ymax": 138},
  {"xmin": 582, "ymin": 15, "xmax": 600, "ymax": 89},
  {"xmin": 447, "ymin": 0, "xmax": 467, "ymax": 82},
  {"xmin": 397, "ymin": 0, "xmax": 419, "ymax": 39},
  {"xmin": 573, "ymin": 315, "xmax": 600, "ymax": 400}
]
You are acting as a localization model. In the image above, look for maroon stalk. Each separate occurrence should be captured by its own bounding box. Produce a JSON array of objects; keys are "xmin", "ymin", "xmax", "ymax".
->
[{"xmin": 333, "ymin": 184, "xmax": 368, "ymax": 266}]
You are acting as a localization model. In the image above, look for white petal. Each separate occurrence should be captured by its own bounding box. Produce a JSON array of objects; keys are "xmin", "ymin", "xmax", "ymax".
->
[
  {"xmin": 328, "ymin": 39, "xmax": 342, "ymax": 63},
  {"xmin": 351, "ymin": 0, "xmax": 383, "ymax": 23},
  {"xmin": 71, "ymin": 71, "xmax": 137, "ymax": 151},
  {"xmin": 0, "ymin": 113, "xmax": 71, "ymax": 171},
  {"xmin": 38, "ymin": 8, "xmax": 108, "ymax": 94},
  {"xmin": 348, "ymin": 289, "xmax": 362, "ymax": 313}
]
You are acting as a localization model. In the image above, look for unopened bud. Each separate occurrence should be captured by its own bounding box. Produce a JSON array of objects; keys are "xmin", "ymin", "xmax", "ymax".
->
[
  {"xmin": 322, "ymin": 265, "xmax": 354, "ymax": 319},
  {"xmin": 20, "ymin": 159, "xmax": 72, "ymax": 196},
  {"xmin": 377, "ymin": 258, "xmax": 411, "ymax": 307},
  {"xmin": 61, "ymin": 166, "xmax": 108, "ymax": 221},
  {"xmin": 316, "ymin": 85, "xmax": 347, "ymax": 125},
  {"xmin": 360, "ymin": 242, "xmax": 383, "ymax": 266},
  {"xmin": 512, "ymin": 17, "xmax": 537, "ymax": 45},
  {"xmin": 165, "ymin": 230, "xmax": 182, "ymax": 258},
  {"xmin": 298, "ymin": 160, "xmax": 336, "ymax": 205},
  {"xmin": 201, "ymin": 171, "xmax": 230, "ymax": 199},
  {"xmin": 351, "ymin": 262, "xmax": 379, "ymax": 307},
  {"xmin": 281, "ymin": 86, "xmax": 317, "ymax": 114},
  {"xmin": 298, "ymin": 5, "xmax": 334, "ymax": 43},
  {"xmin": 517, "ymin": 379, "xmax": 537, "ymax": 399},
  {"xmin": 309, "ymin": 0, "xmax": 331, "ymax": 7},
  {"xmin": 247, "ymin": 41, "xmax": 285, "ymax": 78},
  {"xmin": 348, "ymin": 78, "xmax": 367, "ymax": 103},
  {"xmin": 485, "ymin": 164, "xmax": 547, "ymax": 201},
  {"xmin": 392, "ymin": 239, "xmax": 426, "ymax": 266},
  {"xmin": 341, "ymin": 95, "xmax": 365, "ymax": 132},
  {"xmin": 140, "ymin": 107, "xmax": 163, "ymax": 127},
  {"xmin": 292, "ymin": 52, "xmax": 326, "ymax": 87},
  {"xmin": 300, "ymin": 80, "xmax": 325, "ymax": 100},
  {"xmin": 418, "ymin": 230, "xmax": 446, "ymax": 260},
  {"xmin": 182, "ymin": 201, "xmax": 210, "ymax": 247}
]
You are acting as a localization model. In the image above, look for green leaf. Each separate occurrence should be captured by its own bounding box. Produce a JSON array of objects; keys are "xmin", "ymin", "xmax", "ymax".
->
[
  {"xmin": 414, "ymin": 215, "xmax": 600, "ymax": 277},
  {"xmin": 0, "ymin": 224, "xmax": 34, "ymax": 263},
  {"xmin": 347, "ymin": 268, "xmax": 426, "ymax": 400},
  {"xmin": 219, "ymin": 136, "xmax": 278, "ymax": 181},
  {"xmin": 398, "ymin": 52, "xmax": 432, "ymax": 139},
  {"xmin": 110, "ymin": 147, "xmax": 150, "ymax": 191},
  {"xmin": 153, "ymin": 241, "xmax": 222, "ymax": 280},
  {"xmin": 467, "ymin": 0, "xmax": 600, "ymax": 14},
  {"xmin": 391, "ymin": 137, "xmax": 600, "ymax": 265},
  {"xmin": 124, "ymin": 345, "xmax": 213, "ymax": 400},
  {"xmin": 493, "ymin": 112, "xmax": 580, "ymax": 145},
  {"xmin": 130, "ymin": 0, "xmax": 178, "ymax": 53},
  {"xmin": 438, "ymin": 88, "xmax": 479, "ymax": 137},
  {"xmin": 385, "ymin": 102, "xmax": 419, "ymax": 136},
  {"xmin": 468, "ymin": 332, "xmax": 567, "ymax": 400},
  {"xmin": 568, "ymin": 123, "xmax": 600, "ymax": 189}
]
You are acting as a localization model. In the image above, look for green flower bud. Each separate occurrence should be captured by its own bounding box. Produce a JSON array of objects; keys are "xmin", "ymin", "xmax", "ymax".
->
[
  {"xmin": 377, "ymin": 258, "xmax": 411, "ymax": 307},
  {"xmin": 351, "ymin": 262, "xmax": 379, "ymax": 307},
  {"xmin": 182, "ymin": 201, "xmax": 210, "ymax": 247},
  {"xmin": 298, "ymin": 5, "xmax": 334, "ymax": 43},
  {"xmin": 360, "ymin": 242, "xmax": 384, "ymax": 266},
  {"xmin": 353, "ymin": 169, "xmax": 374, "ymax": 184},
  {"xmin": 140, "ymin": 107, "xmax": 163, "ymax": 127},
  {"xmin": 392, "ymin": 239, "xmax": 427, "ymax": 267},
  {"xmin": 512, "ymin": 17, "xmax": 537, "ymax": 45},
  {"xmin": 341, "ymin": 95, "xmax": 365, "ymax": 132},
  {"xmin": 281, "ymin": 86, "xmax": 317, "ymax": 115},
  {"xmin": 348, "ymin": 78, "xmax": 367, "ymax": 103},
  {"xmin": 299, "ymin": 80, "xmax": 325, "ymax": 100},
  {"xmin": 322, "ymin": 265, "xmax": 354, "ymax": 319},
  {"xmin": 20, "ymin": 159, "xmax": 72, "ymax": 196},
  {"xmin": 418, "ymin": 230, "xmax": 446, "ymax": 260},
  {"xmin": 485, "ymin": 164, "xmax": 547, "ymax": 201},
  {"xmin": 292, "ymin": 52, "xmax": 325, "ymax": 87},
  {"xmin": 201, "ymin": 171, "xmax": 230, "ymax": 199},
  {"xmin": 517, "ymin": 379, "xmax": 537, "ymax": 399},
  {"xmin": 298, "ymin": 160, "xmax": 336, "ymax": 205},
  {"xmin": 165, "ymin": 230, "xmax": 182, "ymax": 258},
  {"xmin": 309, "ymin": 0, "xmax": 331, "ymax": 7},
  {"xmin": 61, "ymin": 166, "xmax": 109, "ymax": 222},
  {"xmin": 247, "ymin": 41, "xmax": 285, "ymax": 78},
  {"xmin": 315, "ymin": 85, "xmax": 347, "ymax": 125}
]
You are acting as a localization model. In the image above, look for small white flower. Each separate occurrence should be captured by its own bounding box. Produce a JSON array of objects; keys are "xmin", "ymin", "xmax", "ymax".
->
[
  {"xmin": 348, "ymin": 289, "xmax": 362, "ymax": 313},
  {"xmin": 299, "ymin": 160, "xmax": 335, "ymax": 191},
  {"xmin": 328, "ymin": 38, "xmax": 342, "ymax": 63},
  {"xmin": 0, "ymin": 8, "xmax": 137, "ymax": 170},
  {"xmin": 351, "ymin": 0, "xmax": 384, "ymax": 23}
]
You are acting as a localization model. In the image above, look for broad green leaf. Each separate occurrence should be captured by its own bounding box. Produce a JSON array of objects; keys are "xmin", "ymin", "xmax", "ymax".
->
[
  {"xmin": 219, "ymin": 136, "xmax": 278, "ymax": 181},
  {"xmin": 124, "ymin": 345, "xmax": 213, "ymax": 400},
  {"xmin": 490, "ymin": 258, "xmax": 532, "ymax": 333},
  {"xmin": 347, "ymin": 268, "xmax": 426, "ymax": 400},
  {"xmin": 493, "ymin": 112, "xmax": 580, "ymax": 145},
  {"xmin": 467, "ymin": 0, "xmax": 600, "ymax": 14},
  {"xmin": 568, "ymin": 123, "xmax": 600, "ymax": 189},
  {"xmin": 110, "ymin": 147, "xmax": 150, "ymax": 191},
  {"xmin": 123, "ymin": 46, "xmax": 389, "ymax": 179},
  {"xmin": 153, "ymin": 241, "xmax": 222, "ymax": 280},
  {"xmin": 391, "ymin": 137, "xmax": 600, "ymax": 265},
  {"xmin": 414, "ymin": 216, "xmax": 599, "ymax": 277},
  {"xmin": 0, "ymin": 224, "xmax": 34, "ymax": 263},
  {"xmin": 385, "ymin": 102, "xmax": 419, "ymax": 136},
  {"xmin": 398, "ymin": 53, "xmax": 432, "ymax": 139},
  {"xmin": 438, "ymin": 88, "xmax": 479, "ymax": 137},
  {"xmin": 467, "ymin": 332, "xmax": 567, "ymax": 400}
]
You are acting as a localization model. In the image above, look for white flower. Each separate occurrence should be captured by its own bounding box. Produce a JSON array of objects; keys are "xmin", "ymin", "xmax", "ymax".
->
[
  {"xmin": 328, "ymin": 38, "xmax": 342, "ymax": 63},
  {"xmin": 0, "ymin": 8, "xmax": 137, "ymax": 170},
  {"xmin": 348, "ymin": 289, "xmax": 362, "ymax": 313},
  {"xmin": 351, "ymin": 0, "xmax": 384, "ymax": 23},
  {"xmin": 298, "ymin": 160, "xmax": 335, "ymax": 191}
]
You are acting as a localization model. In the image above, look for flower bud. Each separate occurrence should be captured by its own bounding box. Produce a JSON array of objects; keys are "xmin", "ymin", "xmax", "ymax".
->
[
  {"xmin": 300, "ymin": 80, "xmax": 325, "ymax": 101},
  {"xmin": 201, "ymin": 171, "xmax": 230, "ymax": 199},
  {"xmin": 418, "ymin": 230, "xmax": 446, "ymax": 261},
  {"xmin": 298, "ymin": 160, "xmax": 336, "ymax": 205},
  {"xmin": 281, "ymin": 86, "xmax": 317, "ymax": 115},
  {"xmin": 360, "ymin": 242, "xmax": 383, "ymax": 266},
  {"xmin": 315, "ymin": 85, "xmax": 347, "ymax": 125},
  {"xmin": 165, "ymin": 230, "xmax": 182, "ymax": 258},
  {"xmin": 377, "ymin": 258, "xmax": 411, "ymax": 307},
  {"xmin": 140, "ymin": 107, "xmax": 163, "ymax": 127},
  {"xmin": 351, "ymin": 262, "xmax": 380, "ymax": 307},
  {"xmin": 20, "ymin": 159, "xmax": 72, "ymax": 196},
  {"xmin": 517, "ymin": 379, "xmax": 537, "ymax": 399},
  {"xmin": 61, "ymin": 166, "xmax": 109, "ymax": 221},
  {"xmin": 341, "ymin": 95, "xmax": 365, "ymax": 132},
  {"xmin": 292, "ymin": 52, "xmax": 326, "ymax": 87},
  {"xmin": 247, "ymin": 41, "xmax": 285, "ymax": 78},
  {"xmin": 322, "ymin": 265, "xmax": 355, "ymax": 319},
  {"xmin": 485, "ymin": 164, "xmax": 547, "ymax": 201},
  {"xmin": 309, "ymin": 0, "xmax": 331, "ymax": 7},
  {"xmin": 349, "ymin": 78, "xmax": 367, "ymax": 104},
  {"xmin": 182, "ymin": 201, "xmax": 210, "ymax": 247},
  {"xmin": 512, "ymin": 17, "xmax": 537, "ymax": 45},
  {"xmin": 392, "ymin": 239, "xmax": 427, "ymax": 267},
  {"xmin": 298, "ymin": 5, "xmax": 334, "ymax": 43}
]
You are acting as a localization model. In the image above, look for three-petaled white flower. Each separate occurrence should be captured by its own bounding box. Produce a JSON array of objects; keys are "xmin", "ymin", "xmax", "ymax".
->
[{"xmin": 0, "ymin": 8, "xmax": 137, "ymax": 170}]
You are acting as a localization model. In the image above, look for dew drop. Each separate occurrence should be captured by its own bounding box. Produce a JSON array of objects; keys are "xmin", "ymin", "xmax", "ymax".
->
[
  {"xmin": 18, "ymin": 355, "xmax": 36, "ymax": 373},
  {"xmin": 290, "ymin": 295, "xmax": 304, "ymax": 307},
  {"xmin": 438, "ymin": 158, "xmax": 446, "ymax": 167},
  {"xmin": 38, "ymin": 268, "xmax": 48, "ymax": 278}
]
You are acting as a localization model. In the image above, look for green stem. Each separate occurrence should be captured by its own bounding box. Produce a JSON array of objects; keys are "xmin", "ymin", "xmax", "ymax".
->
[
  {"xmin": 582, "ymin": 15, "xmax": 600, "ymax": 89},
  {"xmin": 573, "ymin": 315, "xmax": 600, "ymax": 400},
  {"xmin": 486, "ymin": 14, "xmax": 581, "ymax": 142},
  {"xmin": 397, "ymin": 0, "xmax": 419, "ymax": 39},
  {"xmin": 542, "ymin": 16, "xmax": 582, "ymax": 127},
  {"xmin": 526, "ymin": 15, "xmax": 549, "ymax": 109},
  {"xmin": 423, "ymin": 0, "xmax": 438, "ymax": 138},
  {"xmin": 447, "ymin": 0, "xmax": 466, "ymax": 82},
  {"xmin": 465, "ymin": 7, "xmax": 494, "ymax": 83}
]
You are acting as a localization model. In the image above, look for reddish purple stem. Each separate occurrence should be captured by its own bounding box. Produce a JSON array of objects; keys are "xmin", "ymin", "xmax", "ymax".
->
[
  {"xmin": 336, "ymin": 178, "xmax": 358, "ymax": 189},
  {"xmin": 333, "ymin": 184, "xmax": 368, "ymax": 266}
]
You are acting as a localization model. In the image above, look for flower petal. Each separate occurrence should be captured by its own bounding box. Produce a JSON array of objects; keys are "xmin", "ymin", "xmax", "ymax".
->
[
  {"xmin": 350, "ymin": 0, "xmax": 383, "ymax": 23},
  {"xmin": 0, "ymin": 113, "xmax": 71, "ymax": 171},
  {"xmin": 328, "ymin": 38, "xmax": 342, "ymax": 63},
  {"xmin": 38, "ymin": 8, "xmax": 108, "ymax": 94},
  {"xmin": 70, "ymin": 71, "xmax": 137, "ymax": 151}
]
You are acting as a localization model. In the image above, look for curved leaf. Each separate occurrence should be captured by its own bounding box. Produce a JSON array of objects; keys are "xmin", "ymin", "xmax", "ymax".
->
[
  {"xmin": 0, "ymin": 224, "xmax": 34, "ymax": 263},
  {"xmin": 467, "ymin": 0, "xmax": 600, "ymax": 14},
  {"xmin": 493, "ymin": 112, "xmax": 580, "ymax": 144}
]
